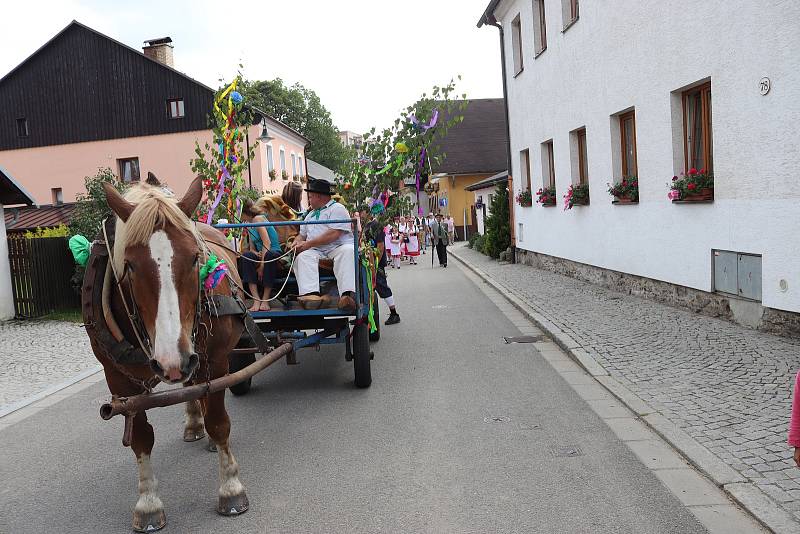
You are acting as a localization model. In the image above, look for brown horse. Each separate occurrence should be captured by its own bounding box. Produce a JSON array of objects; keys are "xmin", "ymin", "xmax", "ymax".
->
[{"xmin": 90, "ymin": 177, "xmax": 248, "ymax": 531}]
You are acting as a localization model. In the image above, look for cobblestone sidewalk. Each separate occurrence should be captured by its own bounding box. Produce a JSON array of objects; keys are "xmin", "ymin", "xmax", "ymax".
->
[
  {"xmin": 452, "ymin": 244, "xmax": 800, "ymax": 525},
  {"xmin": 0, "ymin": 320, "xmax": 99, "ymax": 411}
]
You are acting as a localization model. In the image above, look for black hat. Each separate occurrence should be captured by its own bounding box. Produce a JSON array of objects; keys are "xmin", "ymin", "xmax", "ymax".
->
[{"xmin": 304, "ymin": 177, "xmax": 333, "ymax": 196}]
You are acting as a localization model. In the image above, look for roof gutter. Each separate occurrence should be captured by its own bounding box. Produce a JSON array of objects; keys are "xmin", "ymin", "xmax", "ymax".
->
[{"xmin": 478, "ymin": 1, "xmax": 516, "ymax": 262}]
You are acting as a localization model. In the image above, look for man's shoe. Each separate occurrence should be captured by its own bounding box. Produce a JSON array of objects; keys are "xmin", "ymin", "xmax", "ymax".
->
[
  {"xmin": 298, "ymin": 294, "xmax": 324, "ymax": 310},
  {"xmin": 337, "ymin": 294, "xmax": 356, "ymax": 312},
  {"xmin": 384, "ymin": 313, "xmax": 400, "ymax": 325}
]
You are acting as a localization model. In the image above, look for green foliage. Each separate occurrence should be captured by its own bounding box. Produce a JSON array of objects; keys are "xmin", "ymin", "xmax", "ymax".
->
[
  {"xmin": 469, "ymin": 232, "xmax": 487, "ymax": 255},
  {"xmin": 607, "ymin": 176, "xmax": 639, "ymax": 201},
  {"xmin": 483, "ymin": 183, "xmax": 511, "ymax": 259},
  {"xmin": 69, "ymin": 168, "xmax": 127, "ymax": 239},
  {"xmin": 336, "ymin": 78, "xmax": 468, "ymax": 225},
  {"xmin": 24, "ymin": 224, "xmax": 69, "ymax": 239},
  {"xmin": 668, "ymin": 169, "xmax": 713, "ymax": 199},
  {"xmin": 239, "ymin": 78, "xmax": 350, "ymax": 173}
]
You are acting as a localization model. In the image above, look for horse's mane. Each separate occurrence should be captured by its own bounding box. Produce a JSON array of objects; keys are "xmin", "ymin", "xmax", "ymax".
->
[{"xmin": 113, "ymin": 183, "xmax": 205, "ymax": 273}]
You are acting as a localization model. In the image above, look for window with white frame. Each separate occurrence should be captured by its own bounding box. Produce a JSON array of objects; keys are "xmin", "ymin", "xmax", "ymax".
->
[
  {"xmin": 167, "ymin": 98, "xmax": 185, "ymax": 119},
  {"xmin": 291, "ymin": 153, "xmax": 297, "ymax": 176},
  {"xmin": 561, "ymin": 0, "xmax": 578, "ymax": 29},
  {"xmin": 541, "ymin": 140, "xmax": 555, "ymax": 188},
  {"xmin": 266, "ymin": 144, "xmax": 274, "ymax": 172},
  {"xmin": 298, "ymin": 156, "xmax": 304, "ymax": 176},
  {"xmin": 280, "ymin": 148, "xmax": 286, "ymax": 177}
]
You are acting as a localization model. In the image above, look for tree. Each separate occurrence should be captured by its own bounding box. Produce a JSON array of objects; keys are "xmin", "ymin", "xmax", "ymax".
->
[
  {"xmin": 483, "ymin": 183, "xmax": 511, "ymax": 259},
  {"xmin": 240, "ymin": 79, "xmax": 350, "ymax": 172}
]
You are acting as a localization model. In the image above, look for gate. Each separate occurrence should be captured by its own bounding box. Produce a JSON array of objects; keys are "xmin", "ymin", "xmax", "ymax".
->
[{"xmin": 7, "ymin": 236, "xmax": 80, "ymax": 317}]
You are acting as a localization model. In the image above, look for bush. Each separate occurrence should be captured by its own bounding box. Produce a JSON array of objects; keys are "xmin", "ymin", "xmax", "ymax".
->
[
  {"xmin": 483, "ymin": 183, "xmax": 511, "ymax": 258},
  {"xmin": 69, "ymin": 168, "xmax": 127, "ymax": 240},
  {"xmin": 24, "ymin": 224, "xmax": 70, "ymax": 239}
]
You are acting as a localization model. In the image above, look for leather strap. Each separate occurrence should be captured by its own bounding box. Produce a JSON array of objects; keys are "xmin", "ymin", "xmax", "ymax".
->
[{"xmin": 205, "ymin": 294, "xmax": 271, "ymax": 354}]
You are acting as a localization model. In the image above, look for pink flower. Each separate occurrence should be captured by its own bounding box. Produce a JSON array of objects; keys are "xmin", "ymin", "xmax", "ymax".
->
[
  {"xmin": 687, "ymin": 183, "xmax": 697, "ymax": 191},
  {"xmin": 689, "ymin": 168, "xmax": 698, "ymax": 175},
  {"xmin": 668, "ymin": 190, "xmax": 680, "ymax": 200}
]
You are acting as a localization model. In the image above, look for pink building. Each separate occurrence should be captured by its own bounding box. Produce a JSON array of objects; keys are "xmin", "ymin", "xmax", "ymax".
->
[{"xmin": 0, "ymin": 21, "xmax": 310, "ymax": 208}]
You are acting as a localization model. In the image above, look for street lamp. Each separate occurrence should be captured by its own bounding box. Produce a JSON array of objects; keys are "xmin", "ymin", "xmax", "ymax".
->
[{"xmin": 257, "ymin": 118, "xmax": 273, "ymax": 142}]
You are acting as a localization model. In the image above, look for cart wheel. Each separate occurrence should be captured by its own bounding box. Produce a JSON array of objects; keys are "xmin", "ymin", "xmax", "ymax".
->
[
  {"xmin": 228, "ymin": 353, "xmax": 256, "ymax": 396},
  {"xmin": 352, "ymin": 322, "xmax": 372, "ymax": 388},
  {"xmin": 369, "ymin": 293, "xmax": 381, "ymax": 342}
]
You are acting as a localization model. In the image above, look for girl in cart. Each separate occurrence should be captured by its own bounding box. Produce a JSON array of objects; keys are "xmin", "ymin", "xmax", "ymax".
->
[{"xmin": 389, "ymin": 228, "xmax": 402, "ymax": 269}]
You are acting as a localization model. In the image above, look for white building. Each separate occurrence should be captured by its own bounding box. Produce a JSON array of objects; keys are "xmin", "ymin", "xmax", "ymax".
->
[
  {"xmin": 479, "ymin": 0, "xmax": 800, "ymax": 333},
  {"xmin": 466, "ymin": 171, "xmax": 508, "ymax": 235},
  {"xmin": 338, "ymin": 131, "xmax": 363, "ymax": 150}
]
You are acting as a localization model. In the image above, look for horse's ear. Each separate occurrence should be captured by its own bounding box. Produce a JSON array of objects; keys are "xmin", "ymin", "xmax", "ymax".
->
[
  {"xmin": 177, "ymin": 177, "xmax": 203, "ymax": 218},
  {"xmin": 145, "ymin": 172, "xmax": 161, "ymax": 186},
  {"xmin": 103, "ymin": 182, "xmax": 134, "ymax": 222}
]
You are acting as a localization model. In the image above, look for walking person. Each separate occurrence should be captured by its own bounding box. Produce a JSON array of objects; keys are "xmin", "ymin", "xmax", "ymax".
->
[
  {"xmin": 239, "ymin": 199, "xmax": 282, "ymax": 311},
  {"xmin": 389, "ymin": 228, "xmax": 402, "ymax": 269},
  {"xmin": 446, "ymin": 215, "xmax": 456, "ymax": 245},
  {"xmin": 430, "ymin": 213, "xmax": 449, "ymax": 267},
  {"xmin": 359, "ymin": 207, "xmax": 401, "ymax": 325},
  {"xmin": 406, "ymin": 225, "xmax": 420, "ymax": 265}
]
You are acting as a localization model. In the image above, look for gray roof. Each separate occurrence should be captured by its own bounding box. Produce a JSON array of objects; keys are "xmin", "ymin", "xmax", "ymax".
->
[
  {"xmin": 432, "ymin": 99, "xmax": 508, "ymax": 175},
  {"xmin": 465, "ymin": 170, "xmax": 509, "ymax": 191},
  {"xmin": 0, "ymin": 165, "xmax": 36, "ymax": 206},
  {"xmin": 307, "ymin": 159, "xmax": 338, "ymax": 183}
]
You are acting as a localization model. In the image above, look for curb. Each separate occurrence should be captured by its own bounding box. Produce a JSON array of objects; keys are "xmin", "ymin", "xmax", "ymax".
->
[
  {"xmin": 451, "ymin": 246, "xmax": 798, "ymax": 534},
  {"xmin": 0, "ymin": 365, "xmax": 103, "ymax": 420}
]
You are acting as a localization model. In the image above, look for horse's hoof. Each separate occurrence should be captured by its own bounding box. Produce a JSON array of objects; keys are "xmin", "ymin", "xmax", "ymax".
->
[
  {"xmin": 207, "ymin": 439, "xmax": 217, "ymax": 452},
  {"xmin": 183, "ymin": 428, "xmax": 205, "ymax": 442},
  {"xmin": 132, "ymin": 509, "xmax": 166, "ymax": 532},
  {"xmin": 217, "ymin": 492, "xmax": 249, "ymax": 516}
]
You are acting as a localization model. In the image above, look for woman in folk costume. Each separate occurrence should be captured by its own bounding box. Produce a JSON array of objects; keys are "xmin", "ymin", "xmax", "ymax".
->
[
  {"xmin": 405, "ymin": 224, "xmax": 420, "ymax": 265},
  {"xmin": 388, "ymin": 228, "xmax": 402, "ymax": 269}
]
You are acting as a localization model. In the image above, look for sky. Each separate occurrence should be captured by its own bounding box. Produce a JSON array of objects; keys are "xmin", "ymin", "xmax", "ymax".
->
[{"xmin": 0, "ymin": 0, "xmax": 502, "ymax": 135}]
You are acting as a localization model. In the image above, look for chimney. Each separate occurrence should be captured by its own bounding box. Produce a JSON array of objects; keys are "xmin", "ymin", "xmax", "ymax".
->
[{"xmin": 143, "ymin": 37, "xmax": 174, "ymax": 68}]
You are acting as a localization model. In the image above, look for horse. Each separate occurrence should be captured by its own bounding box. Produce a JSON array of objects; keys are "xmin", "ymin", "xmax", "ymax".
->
[{"xmin": 88, "ymin": 176, "xmax": 249, "ymax": 531}]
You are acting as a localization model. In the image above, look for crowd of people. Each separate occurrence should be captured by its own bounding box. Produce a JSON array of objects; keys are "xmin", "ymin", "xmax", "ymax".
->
[{"xmin": 380, "ymin": 213, "xmax": 456, "ymax": 269}]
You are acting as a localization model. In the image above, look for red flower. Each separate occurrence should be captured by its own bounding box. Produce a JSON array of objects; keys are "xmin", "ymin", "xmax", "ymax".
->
[
  {"xmin": 687, "ymin": 183, "xmax": 697, "ymax": 191},
  {"xmin": 632, "ymin": 181, "xmax": 638, "ymax": 187},
  {"xmin": 689, "ymin": 168, "xmax": 698, "ymax": 175},
  {"xmin": 622, "ymin": 180, "xmax": 628, "ymax": 187},
  {"xmin": 700, "ymin": 169, "xmax": 706, "ymax": 174}
]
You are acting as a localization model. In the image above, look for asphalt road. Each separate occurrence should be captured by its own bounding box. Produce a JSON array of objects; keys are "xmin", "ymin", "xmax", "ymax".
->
[{"xmin": 0, "ymin": 256, "xmax": 707, "ymax": 533}]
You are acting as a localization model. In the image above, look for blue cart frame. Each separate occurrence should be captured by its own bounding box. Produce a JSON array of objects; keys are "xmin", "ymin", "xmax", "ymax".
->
[{"xmin": 214, "ymin": 218, "xmax": 374, "ymax": 391}]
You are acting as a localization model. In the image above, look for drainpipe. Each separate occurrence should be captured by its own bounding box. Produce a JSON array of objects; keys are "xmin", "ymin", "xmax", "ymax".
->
[{"xmin": 480, "ymin": 8, "xmax": 516, "ymax": 263}]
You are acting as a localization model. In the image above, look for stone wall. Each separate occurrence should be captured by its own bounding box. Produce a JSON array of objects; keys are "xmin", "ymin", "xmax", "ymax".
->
[{"xmin": 515, "ymin": 248, "xmax": 800, "ymax": 338}]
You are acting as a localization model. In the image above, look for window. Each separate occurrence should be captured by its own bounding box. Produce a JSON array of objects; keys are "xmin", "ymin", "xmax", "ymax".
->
[
  {"xmin": 563, "ymin": 0, "xmax": 579, "ymax": 27},
  {"xmin": 298, "ymin": 157, "xmax": 304, "ymax": 176},
  {"xmin": 279, "ymin": 148, "xmax": 286, "ymax": 177},
  {"xmin": 51, "ymin": 188, "xmax": 63, "ymax": 205},
  {"xmin": 619, "ymin": 111, "xmax": 637, "ymax": 177},
  {"xmin": 167, "ymin": 99, "xmax": 185, "ymax": 119},
  {"xmin": 520, "ymin": 149, "xmax": 532, "ymax": 191},
  {"xmin": 291, "ymin": 153, "xmax": 297, "ymax": 176},
  {"xmin": 16, "ymin": 118, "xmax": 28, "ymax": 138},
  {"xmin": 118, "ymin": 157, "xmax": 141, "ymax": 183},
  {"xmin": 266, "ymin": 144, "xmax": 274, "ymax": 172},
  {"xmin": 533, "ymin": 0, "xmax": 547, "ymax": 55},
  {"xmin": 511, "ymin": 14, "xmax": 524, "ymax": 75},
  {"xmin": 576, "ymin": 128, "xmax": 588, "ymax": 185},
  {"xmin": 683, "ymin": 82, "xmax": 712, "ymax": 172},
  {"xmin": 542, "ymin": 140, "xmax": 555, "ymax": 188}
]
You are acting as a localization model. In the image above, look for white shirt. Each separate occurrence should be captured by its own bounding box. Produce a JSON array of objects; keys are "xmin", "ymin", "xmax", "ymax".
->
[{"xmin": 300, "ymin": 200, "xmax": 354, "ymax": 254}]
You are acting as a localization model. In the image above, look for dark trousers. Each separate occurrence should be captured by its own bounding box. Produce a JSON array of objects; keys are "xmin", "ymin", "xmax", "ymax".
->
[
  {"xmin": 375, "ymin": 269, "xmax": 392, "ymax": 298},
  {"xmin": 435, "ymin": 242, "xmax": 447, "ymax": 266},
  {"xmin": 239, "ymin": 250, "xmax": 279, "ymax": 287}
]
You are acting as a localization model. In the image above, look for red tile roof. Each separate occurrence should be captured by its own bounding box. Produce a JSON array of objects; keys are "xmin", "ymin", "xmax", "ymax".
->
[{"xmin": 4, "ymin": 203, "xmax": 75, "ymax": 232}]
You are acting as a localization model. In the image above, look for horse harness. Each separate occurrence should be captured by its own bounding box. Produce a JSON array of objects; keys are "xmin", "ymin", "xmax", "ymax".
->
[{"xmin": 81, "ymin": 218, "xmax": 270, "ymax": 387}]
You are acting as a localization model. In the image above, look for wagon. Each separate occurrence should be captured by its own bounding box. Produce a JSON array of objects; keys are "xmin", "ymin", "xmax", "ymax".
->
[{"xmin": 214, "ymin": 218, "xmax": 378, "ymax": 394}]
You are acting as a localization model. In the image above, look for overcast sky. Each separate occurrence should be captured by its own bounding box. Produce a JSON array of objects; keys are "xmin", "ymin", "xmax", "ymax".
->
[{"xmin": 1, "ymin": 0, "xmax": 502, "ymax": 134}]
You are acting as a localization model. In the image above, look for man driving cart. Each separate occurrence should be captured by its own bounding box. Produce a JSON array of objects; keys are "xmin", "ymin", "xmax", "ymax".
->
[{"xmin": 292, "ymin": 177, "xmax": 357, "ymax": 312}]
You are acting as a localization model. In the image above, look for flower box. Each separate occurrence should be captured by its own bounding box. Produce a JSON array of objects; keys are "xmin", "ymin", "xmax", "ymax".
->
[
  {"xmin": 515, "ymin": 189, "xmax": 533, "ymax": 207},
  {"xmin": 564, "ymin": 183, "xmax": 589, "ymax": 210},
  {"xmin": 536, "ymin": 186, "xmax": 557, "ymax": 207},
  {"xmin": 668, "ymin": 169, "xmax": 713, "ymax": 202},
  {"xmin": 608, "ymin": 177, "xmax": 639, "ymax": 204}
]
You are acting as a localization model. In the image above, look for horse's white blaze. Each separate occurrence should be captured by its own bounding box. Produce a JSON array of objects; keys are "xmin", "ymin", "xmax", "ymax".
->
[
  {"xmin": 149, "ymin": 231, "xmax": 182, "ymax": 371},
  {"xmin": 135, "ymin": 454, "xmax": 164, "ymax": 514},
  {"xmin": 218, "ymin": 447, "xmax": 245, "ymax": 498}
]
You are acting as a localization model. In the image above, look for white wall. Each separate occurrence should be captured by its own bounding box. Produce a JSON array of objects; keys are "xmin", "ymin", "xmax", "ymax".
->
[
  {"xmin": 0, "ymin": 205, "xmax": 15, "ymax": 320},
  {"xmin": 472, "ymin": 185, "xmax": 499, "ymax": 234},
  {"xmin": 495, "ymin": 0, "xmax": 800, "ymax": 313}
]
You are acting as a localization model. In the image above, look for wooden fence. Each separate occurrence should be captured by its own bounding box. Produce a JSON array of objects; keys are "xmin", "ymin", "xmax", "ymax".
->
[{"xmin": 8, "ymin": 236, "xmax": 80, "ymax": 317}]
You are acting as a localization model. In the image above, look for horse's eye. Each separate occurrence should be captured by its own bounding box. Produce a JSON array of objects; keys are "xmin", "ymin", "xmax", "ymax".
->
[{"xmin": 125, "ymin": 261, "xmax": 135, "ymax": 273}]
